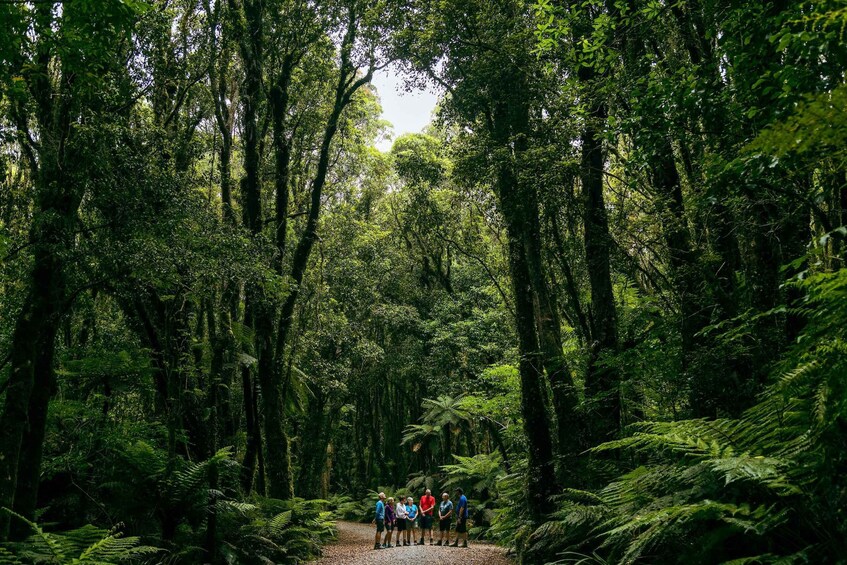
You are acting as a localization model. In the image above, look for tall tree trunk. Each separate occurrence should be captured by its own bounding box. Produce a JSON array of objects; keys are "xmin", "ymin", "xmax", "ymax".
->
[
  {"xmin": 490, "ymin": 98, "xmax": 558, "ymax": 518},
  {"xmin": 526, "ymin": 217, "xmax": 580, "ymax": 472},
  {"xmin": 0, "ymin": 191, "xmax": 73, "ymax": 539},
  {"xmin": 549, "ymin": 214, "xmax": 592, "ymax": 344},
  {"xmin": 208, "ymin": 2, "xmax": 239, "ymax": 451},
  {"xmin": 0, "ymin": 295, "xmax": 57, "ymax": 540},
  {"xmin": 647, "ymin": 139, "xmax": 702, "ymax": 367},
  {"xmin": 0, "ymin": 23, "xmax": 76, "ymax": 533},
  {"xmin": 578, "ymin": 81, "xmax": 620, "ymax": 445},
  {"xmin": 231, "ymin": 0, "xmax": 295, "ymax": 497},
  {"xmin": 240, "ymin": 363, "xmax": 261, "ymax": 492},
  {"xmin": 10, "ymin": 326, "xmax": 58, "ymax": 540},
  {"xmin": 267, "ymin": 18, "xmax": 375, "ymax": 497},
  {"xmin": 205, "ymin": 300, "xmax": 220, "ymax": 565}
]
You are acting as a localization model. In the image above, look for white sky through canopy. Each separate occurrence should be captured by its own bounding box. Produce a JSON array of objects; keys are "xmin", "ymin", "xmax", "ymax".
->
[{"xmin": 371, "ymin": 65, "xmax": 439, "ymax": 152}]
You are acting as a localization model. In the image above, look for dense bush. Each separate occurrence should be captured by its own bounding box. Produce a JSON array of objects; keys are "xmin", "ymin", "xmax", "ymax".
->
[
  {"xmin": 217, "ymin": 498, "xmax": 335, "ymax": 565},
  {"xmin": 525, "ymin": 267, "xmax": 847, "ymax": 564},
  {"xmin": 0, "ymin": 514, "xmax": 158, "ymax": 565}
]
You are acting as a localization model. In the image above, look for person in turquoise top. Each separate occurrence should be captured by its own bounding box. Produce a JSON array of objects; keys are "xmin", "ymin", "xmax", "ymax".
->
[
  {"xmin": 451, "ymin": 488, "xmax": 469, "ymax": 548},
  {"xmin": 405, "ymin": 496, "xmax": 419, "ymax": 545},
  {"xmin": 373, "ymin": 492, "xmax": 386, "ymax": 550}
]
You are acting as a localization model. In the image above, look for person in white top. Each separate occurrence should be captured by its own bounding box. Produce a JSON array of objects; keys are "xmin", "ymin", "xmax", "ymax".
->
[{"xmin": 394, "ymin": 498, "xmax": 408, "ymax": 547}]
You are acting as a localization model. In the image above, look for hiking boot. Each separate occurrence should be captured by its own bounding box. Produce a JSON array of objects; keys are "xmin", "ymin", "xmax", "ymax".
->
[
  {"xmin": 450, "ymin": 541, "xmax": 459, "ymax": 547},
  {"xmin": 419, "ymin": 538, "xmax": 424, "ymax": 545},
  {"xmin": 374, "ymin": 544, "xmax": 381, "ymax": 550},
  {"xmin": 462, "ymin": 543, "xmax": 468, "ymax": 548},
  {"xmin": 429, "ymin": 540, "xmax": 434, "ymax": 545},
  {"xmin": 435, "ymin": 541, "xmax": 442, "ymax": 546}
]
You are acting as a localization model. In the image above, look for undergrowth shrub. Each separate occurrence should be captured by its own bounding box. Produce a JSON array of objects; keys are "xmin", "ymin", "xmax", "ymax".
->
[
  {"xmin": 526, "ymin": 267, "xmax": 847, "ymax": 564},
  {"xmin": 0, "ymin": 512, "xmax": 159, "ymax": 564},
  {"xmin": 217, "ymin": 497, "xmax": 336, "ymax": 565},
  {"xmin": 1, "ymin": 444, "xmax": 336, "ymax": 565},
  {"xmin": 327, "ymin": 488, "xmax": 404, "ymax": 523},
  {"xmin": 442, "ymin": 453, "xmax": 507, "ymax": 538}
]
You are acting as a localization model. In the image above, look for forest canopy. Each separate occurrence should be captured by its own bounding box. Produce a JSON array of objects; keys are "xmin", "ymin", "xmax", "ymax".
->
[{"xmin": 1, "ymin": 0, "xmax": 846, "ymax": 563}]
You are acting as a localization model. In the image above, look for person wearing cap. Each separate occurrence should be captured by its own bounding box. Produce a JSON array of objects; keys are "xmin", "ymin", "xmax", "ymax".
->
[
  {"xmin": 436, "ymin": 492, "xmax": 453, "ymax": 546},
  {"xmin": 405, "ymin": 496, "xmax": 419, "ymax": 545},
  {"xmin": 419, "ymin": 488, "xmax": 436, "ymax": 545},
  {"xmin": 451, "ymin": 488, "xmax": 469, "ymax": 548},
  {"xmin": 383, "ymin": 496, "xmax": 396, "ymax": 548},
  {"xmin": 373, "ymin": 492, "xmax": 386, "ymax": 550}
]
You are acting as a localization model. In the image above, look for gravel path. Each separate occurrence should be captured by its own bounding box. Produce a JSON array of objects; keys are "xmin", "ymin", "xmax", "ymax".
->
[{"xmin": 314, "ymin": 521, "xmax": 514, "ymax": 565}]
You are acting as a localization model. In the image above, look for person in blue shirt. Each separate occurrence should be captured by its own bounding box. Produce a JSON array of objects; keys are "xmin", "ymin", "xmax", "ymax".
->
[
  {"xmin": 451, "ymin": 488, "xmax": 469, "ymax": 548},
  {"xmin": 373, "ymin": 492, "xmax": 386, "ymax": 550}
]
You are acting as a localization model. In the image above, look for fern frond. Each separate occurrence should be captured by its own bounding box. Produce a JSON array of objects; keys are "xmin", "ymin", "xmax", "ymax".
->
[{"xmin": 74, "ymin": 532, "xmax": 159, "ymax": 563}]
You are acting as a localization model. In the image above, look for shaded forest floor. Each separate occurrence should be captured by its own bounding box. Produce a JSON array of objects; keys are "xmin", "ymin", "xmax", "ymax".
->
[{"xmin": 315, "ymin": 521, "xmax": 514, "ymax": 565}]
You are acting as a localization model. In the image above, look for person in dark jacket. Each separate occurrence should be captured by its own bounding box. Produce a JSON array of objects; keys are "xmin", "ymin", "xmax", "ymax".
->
[{"xmin": 383, "ymin": 496, "xmax": 396, "ymax": 548}]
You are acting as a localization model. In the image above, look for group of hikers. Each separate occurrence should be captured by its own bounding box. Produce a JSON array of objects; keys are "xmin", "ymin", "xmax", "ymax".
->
[{"xmin": 372, "ymin": 488, "xmax": 470, "ymax": 550}]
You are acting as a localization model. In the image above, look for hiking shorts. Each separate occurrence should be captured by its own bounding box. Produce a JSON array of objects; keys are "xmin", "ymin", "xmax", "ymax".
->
[
  {"xmin": 421, "ymin": 515, "xmax": 433, "ymax": 529},
  {"xmin": 439, "ymin": 518, "xmax": 451, "ymax": 532},
  {"xmin": 386, "ymin": 521, "xmax": 395, "ymax": 532},
  {"xmin": 396, "ymin": 519, "xmax": 406, "ymax": 532},
  {"xmin": 456, "ymin": 518, "xmax": 467, "ymax": 534},
  {"xmin": 407, "ymin": 518, "xmax": 416, "ymax": 529},
  {"xmin": 376, "ymin": 519, "xmax": 385, "ymax": 533}
]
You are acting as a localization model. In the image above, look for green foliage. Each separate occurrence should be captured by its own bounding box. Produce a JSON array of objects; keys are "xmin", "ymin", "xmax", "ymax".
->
[
  {"xmin": 529, "ymin": 267, "xmax": 847, "ymax": 563},
  {"xmin": 326, "ymin": 495, "xmax": 369, "ymax": 522},
  {"xmin": 403, "ymin": 395, "xmax": 471, "ymax": 444},
  {"xmin": 326, "ymin": 489, "xmax": 407, "ymax": 523},
  {"xmin": 442, "ymin": 453, "xmax": 505, "ymax": 496},
  {"xmin": 0, "ymin": 511, "xmax": 159, "ymax": 565},
  {"xmin": 3, "ymin": 0, "xmax": 847, "ymax": 562},
  {"xmin": 99, "ymin": 444, "xmax": 236, "ymax": 537},
  {"xmin": 217, "ymin": 498, "xmax": 335, "ymax": 565},
  {"xmin": 441, "ymin": 453, "xmax": 507, "ymax": 538},
  {"xmin": 747, "ymin": 83, "xmax": 847, "ymax": 159}
]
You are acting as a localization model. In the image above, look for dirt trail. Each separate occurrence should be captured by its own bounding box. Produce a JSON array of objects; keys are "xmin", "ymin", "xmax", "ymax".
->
[{"xmin": 314, "ymin": 521, "xmax": 514, "ymax": 565}]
